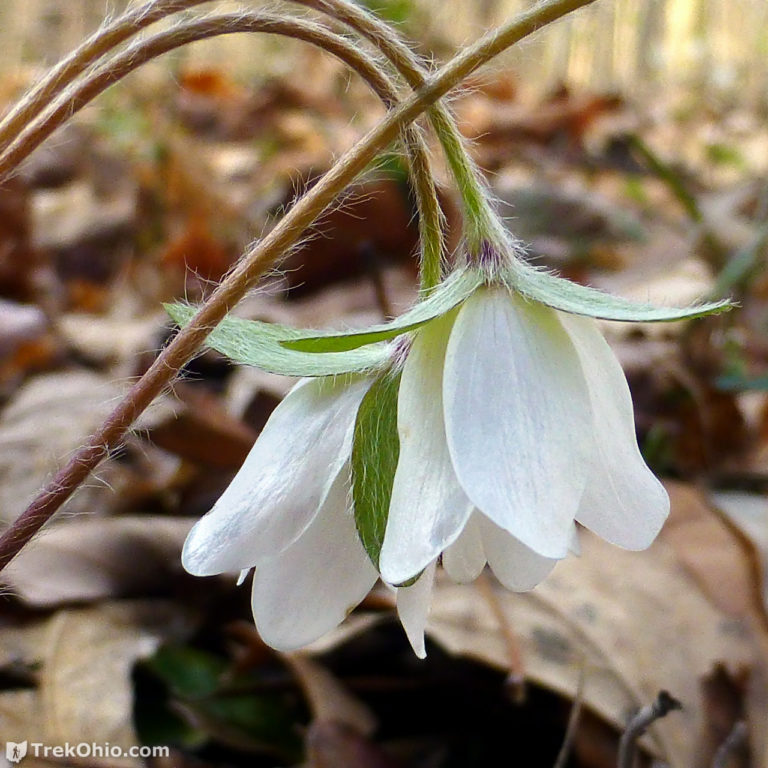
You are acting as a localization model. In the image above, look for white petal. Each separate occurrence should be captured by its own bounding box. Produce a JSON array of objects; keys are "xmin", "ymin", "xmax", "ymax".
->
[
  {"xmin": 443, "ymin": 288, "xmax": 592, "ymax": 558},
  {"xmin": 479, "ymin": 516, "xmax": 560, "ymax": 591},
  {"xmin": 442, "ymin": 513, "xmax": 486, "ymax": 583},
  {"xmin": 396, "ymin": 560, "xmax": 436, "ymax": 659},
  {"xmin": 251, "ymin": 468, "xmax": 378, "ymax": 650},
  {"xmin": 182, "ymin": 376, "xmax": 369, "ymax": 575},
  {"xmin": 561, "ymin": 314, "xmax": 669, "ymax": 550},
  {"xmin": 380, "ymin": 311, "xmax": 473, "ymax": 584}
]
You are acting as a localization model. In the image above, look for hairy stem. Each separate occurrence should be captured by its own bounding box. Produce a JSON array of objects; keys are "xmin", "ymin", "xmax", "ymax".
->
[
  {"xmin": 0, "ymin": 13, "xmax": 444, "ymax": 292},
  {"xmin": 0, "ymin": 0, "xmax": 596, "ymax": 573},
  {"xmin": 293, "ymin": 0, "xmax": 508, "ymax": 254},
  {"xmin": 0, "ymin": 0, "xmax": 448, "ymax": 283},
  {"xmin": 0, "ymin": 0, "xmax": 213, "ymax": 152},
  {"xmin": 0, "ymin": 0, "xmax": 522, "ymax": 257}
]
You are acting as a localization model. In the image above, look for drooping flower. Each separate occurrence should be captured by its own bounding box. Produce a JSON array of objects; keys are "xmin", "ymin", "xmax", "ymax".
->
[
  {"xmin": 181, "ymin": 372, "xmax": 441, "ymax": 652},
  {"xmin": 174, "ymin": 228, "xmax": 730, "ymax": 658},
  {"xmin": 378, "ymin": 284, "xmax": 670, "ymax": 591},
  {"xmin": 279, "ymin": 233, "xmax": 728, "ymax": 600}
]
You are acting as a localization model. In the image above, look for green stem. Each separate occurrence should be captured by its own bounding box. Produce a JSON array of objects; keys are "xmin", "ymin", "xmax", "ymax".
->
[
  {"xmin": 0, "ymin": 0, "xmax": 596, "ymax": 573},
  {"xmin": 295, "ymin": 0, "xmax": 508, "ymax": 256}
]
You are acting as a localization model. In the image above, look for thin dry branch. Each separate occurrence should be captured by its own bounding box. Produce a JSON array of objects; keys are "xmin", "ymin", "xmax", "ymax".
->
[
  {"xmin": 552, "ymin": 662, "xmax": 586, "ymax": 768},
  {"xmin": 617, "ymin": 691, "xmax": 682, "ymax": 768}
]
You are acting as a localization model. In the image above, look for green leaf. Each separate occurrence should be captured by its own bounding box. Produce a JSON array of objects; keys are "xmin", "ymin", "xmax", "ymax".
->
[
  {"xmin": 352, "ymin": 370, "xmax": 401, "ymax": 567},
  {"xmin": 716, "ymin": 373, "xmax": 768, "ymax": 392},
  {"xmin": 134, "ymin": 654, "xmax": 208, "ymax": 748},
  {"xmin": 165, "ymin": 303, "xmax": 390, "ymax": 376},
  {"xmin": 137, "ymin": 643, "xmax": 303, "ymax": 759},
  {"xmin": 190, "ymin": 693, "xmax": 303, "ymax": 758},
  {"xmin": 509, "ymin": 261, "xmax": 733, "ymax": 322},
  {"xmin": 281, "ymin": 268, "xmax": 484, "ymax": 353},
  {"xmin": 144, "ymin": 645, "xmax": 226, "ymax": 699}
]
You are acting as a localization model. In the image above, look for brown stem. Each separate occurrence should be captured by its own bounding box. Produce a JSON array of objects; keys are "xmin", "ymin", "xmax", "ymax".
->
[
  {"xmin": 0, "ymin": 12, "xmax": 443, "ymax": 291},
  {"xmin": 292, "ymin": 0, "xmax": 503, "ymax": 248},
  {"xmin": 1, "ymin": 15, "xmax": 397, "ymax": 180},
  {"xmin": 0, "ymin": 0, "xmax": 596, "ymax": 573},
  {"xmin": 0, "ymin": 0, "xmax": 215, "ymax": 152},
  {"xmin": 475, "ymin": 571, "xmax": 527, "ymax": 701}
]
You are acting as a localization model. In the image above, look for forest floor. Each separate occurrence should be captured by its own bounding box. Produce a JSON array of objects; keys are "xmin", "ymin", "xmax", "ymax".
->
[{"xmin": 1, "ymin": 42, "xmax": 768, "ymax": 768}]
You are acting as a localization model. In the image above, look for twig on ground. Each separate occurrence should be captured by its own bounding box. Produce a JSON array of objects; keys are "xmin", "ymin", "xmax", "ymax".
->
[
  {"xmin": 552, "ymin": 661, "xmax": 587, "ymax": 768},
  {"xmin": 476, "ymin": 571, "xmax": 526, "ymax": 703},
  {"xmin": 617, "ymin": 691, "xmax": 682, "ymax": 768}
]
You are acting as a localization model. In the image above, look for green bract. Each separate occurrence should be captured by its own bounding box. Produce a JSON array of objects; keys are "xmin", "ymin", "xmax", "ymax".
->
[
  {"xmin": 280, "ymin": 268, "xmax": 484, "ymax": 353},
  {"xmin": 165, "ymin": 303, "xmax": 390, "ymax": 377},
  {"xmin": 168, "ymin": 260, "xmax": 731, "ymax": 371},
  {"xmin": 351, "ymin": 370, "xmax": 401, "ymax": 567},
  {"xmin": 279, "ymin": 265, "xmax": 732, "ymax": 354},
  {"xmin": 508, "ymin": 261, "xmax": 733, "ymax": 322}
]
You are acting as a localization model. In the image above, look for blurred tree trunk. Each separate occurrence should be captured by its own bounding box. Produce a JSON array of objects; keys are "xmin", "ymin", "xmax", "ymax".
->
[{"xmin": 0, "ymin": 0, "xmax": 767, "ymax": 104}]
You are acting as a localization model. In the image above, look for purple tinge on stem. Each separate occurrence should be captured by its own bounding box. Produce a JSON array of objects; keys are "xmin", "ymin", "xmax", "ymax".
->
[
  {"xmin": 476, "ymin": 240, "xmax": 505, "ymax": 274},
  {"xmin": 390, "ymin": 334, "xmax": 412, "ymax": 370}
]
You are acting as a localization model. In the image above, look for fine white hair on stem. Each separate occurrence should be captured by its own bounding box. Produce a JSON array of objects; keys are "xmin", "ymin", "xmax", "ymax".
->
[
  {"xmin": 0, "ymin": 0, "xmax": 215, "ymax": 152},
  {"xmin": 286, "ymin": 0, "xmax": 500, "ymax": 255},
  {"xmin": 0, "ymin": 0, "xmax": 598, "ymax": 575},
  {"xmin": 0, "ymin": 9, "xmax": 444, "ymax": 290}
]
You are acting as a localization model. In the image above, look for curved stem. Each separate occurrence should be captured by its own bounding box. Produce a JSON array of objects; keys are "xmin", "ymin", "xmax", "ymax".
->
[
  {"xmin": 0, "ymin": 0, "xmax": 215, "ymax": 152},
  {"xmin": 0, "ymin": 0, "xmax": 518, "ymax": 260},
  {"xmin": 0, "ymin": 0, "xmax": 596, "ymax": 573},
  {"xmin": 0, "ymin": 12, "xmax": 443, "ymax": 293},
  {"xmin": 293, "ymin": 0, "xmax": 508, "ymax": 254}
]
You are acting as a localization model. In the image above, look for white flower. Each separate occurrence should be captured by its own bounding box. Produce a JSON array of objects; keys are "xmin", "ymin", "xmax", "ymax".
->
[
  {"xmin": 379, "ymin": 285, "xmax": 670, "ymax": 591},
  {"xmin": 182, "ymin": 282, "xmax": 670, "ymax": 658},
  {"xmin": 181, "ymin": 374, "xmax": 433, "ymax": 653},
  {"xmin": 182, "ymin": 376, "xmax": 379, "ymax": 650}
]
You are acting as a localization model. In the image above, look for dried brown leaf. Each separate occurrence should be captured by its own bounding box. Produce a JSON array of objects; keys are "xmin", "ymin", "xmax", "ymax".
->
[
  {"xmin": 0, "ymin": 371, "xmax": 124, "ymax": 525},
  {"xmin": 0, "ymin": 691, "xmax": 46, "ymax": 766},
  {"xmin": 426, "ymin": 526, "xmax": 768, "ymax": 768},
  {"xmin": 662, "ymin": 482, "xmax": 764, "ymax": 621},
  {"xmin": 2, "ymin": 516, "xmax": 194, "ymax": 607},
  {"xmin": 712, "ymin": 491, "xmax": 768, "ymax": 619},
  {"xmin": 57, "ymin": 310, "xmax": 164, "ymax": 367},
  {"xmin": 149, "ymin": 386, "xmax": 256, "ymax": 469},
  {"xmin": 0, "ymin": 601, "xmax": 193, "ymax": 761}
]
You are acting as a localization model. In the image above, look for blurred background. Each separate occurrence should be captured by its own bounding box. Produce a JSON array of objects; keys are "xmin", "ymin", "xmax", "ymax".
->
[
  {"xmin": 2, "ymin": 0, "xmax": 768, "ymax": 98},
  {"xmin": 1, "ymin": 2, "xmax": 768, "ymax": 767}
]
